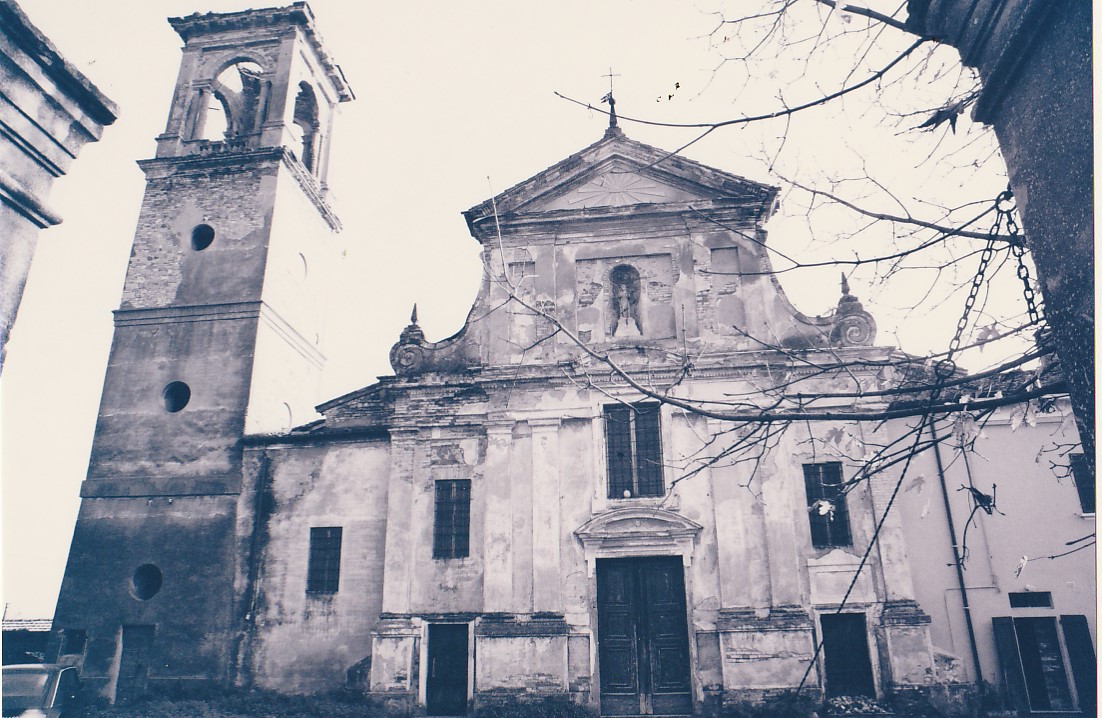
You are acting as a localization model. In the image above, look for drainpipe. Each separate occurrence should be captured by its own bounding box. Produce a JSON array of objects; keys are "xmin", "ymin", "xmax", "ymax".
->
[{"xmin": 928, "ymin": 422, "xmax": 984, "ymax": 685}]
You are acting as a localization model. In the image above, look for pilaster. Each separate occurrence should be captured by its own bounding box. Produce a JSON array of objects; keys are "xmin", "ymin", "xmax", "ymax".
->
[
  {"xmin": 380, "ymin": 428, "xmax": 420, "ymax": 615},
  {"xmin": 482, "ymin": 421, "xmax": 515, "ymax": 612},
  {"xmin": 760, "ymin": 460, "xmax": 802, "ymax": 606},
  {"xmin": 530, "ymin": 417, "xmax": 562, "ymax": 613}
]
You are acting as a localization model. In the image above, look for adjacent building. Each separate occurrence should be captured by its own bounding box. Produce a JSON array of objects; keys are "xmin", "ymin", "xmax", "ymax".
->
[{"xmin": 0, "ymin": 0, "xmax": 117, "ymax": 366}]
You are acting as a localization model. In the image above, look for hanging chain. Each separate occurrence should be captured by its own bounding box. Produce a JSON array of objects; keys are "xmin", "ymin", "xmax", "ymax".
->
[
  {"xmin": 935, "ymin": 190, "xmax": 1012, "ymax": 380},
  {"xmin": 999, "ymin": 191, "xmax": 1043, "ymax": 324}
]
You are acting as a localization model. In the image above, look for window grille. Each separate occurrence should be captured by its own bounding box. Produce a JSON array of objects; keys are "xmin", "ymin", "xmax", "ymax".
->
[
  {"xmin": 804, "ymin": 463, "xmax": 852, "ymax": 548},
  {"xmin": 605, "ymin": 403, "xmax": 664, "ymax": 498},
  {"xmin": 306, "ymin": 526, "xmax": 342, "ymax": 593},
  {"xmin": 434, "ymin": 480, "xmax": 471, "ymax": 559}
]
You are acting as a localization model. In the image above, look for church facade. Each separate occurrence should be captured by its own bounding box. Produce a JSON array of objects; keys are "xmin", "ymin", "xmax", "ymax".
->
[{"xmin": 50, "ymin": 5, "xmax": 1093, "ymax": 717}]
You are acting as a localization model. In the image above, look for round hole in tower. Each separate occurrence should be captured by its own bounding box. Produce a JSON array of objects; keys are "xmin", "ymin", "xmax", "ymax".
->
[
  {"xmin": 162, "ymin": 381, "xmax": 191, "ymax": 412},
  {"xmin": 130, "ymin": 564, "xmax": 163, "ymax": 600},
  {"xmin": 191, "ymin": 224, "xmax": 215, "ymax": 251}
]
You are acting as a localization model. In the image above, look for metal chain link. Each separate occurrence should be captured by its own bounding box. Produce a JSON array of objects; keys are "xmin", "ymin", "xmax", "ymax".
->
[
  {"xmin": 934, "ymin": 190, "xmax": 1013, "ymax": 380},
  {"xmin": 999, "ymin": 192, "xmax": 1043, "ymax": 324}
]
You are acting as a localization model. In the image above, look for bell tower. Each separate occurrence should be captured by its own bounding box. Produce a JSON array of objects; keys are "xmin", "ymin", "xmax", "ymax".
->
[{"xmin": 52, "ymin": 3, "xmax": 352, "ymax": 699}]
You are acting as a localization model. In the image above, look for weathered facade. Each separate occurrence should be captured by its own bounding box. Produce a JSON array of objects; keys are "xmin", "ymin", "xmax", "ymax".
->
[
  {"xmin": 51, "ymin": 4, "xmax": 1093, "ymax": 717},
  {"xmin": 0, "ymin": 0, "xmax": 117, "ymax": 366},
  {"xmin": 238, "ymin": 123, "xmax": 941, "ymax": 715}
]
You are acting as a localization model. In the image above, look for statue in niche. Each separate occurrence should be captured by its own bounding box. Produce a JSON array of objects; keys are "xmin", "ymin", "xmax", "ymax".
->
[{"xmin": 610, "ymin": 264, "xmax": 642, "ymax": 338}]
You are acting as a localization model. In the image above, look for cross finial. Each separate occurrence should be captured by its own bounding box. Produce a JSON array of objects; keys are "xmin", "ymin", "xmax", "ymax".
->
[{"xmin": 601, "ymin": 67, "xmax": 621, "ymax": 129}]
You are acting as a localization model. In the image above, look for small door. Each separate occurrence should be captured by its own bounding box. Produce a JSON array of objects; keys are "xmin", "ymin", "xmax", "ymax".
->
[
  {"xmin": 820, "ymin": 613, "xmax": 875, "ymax": 697},
  {"xmin": 426, "ymin": 624, "xmax": 468, "ymax": 716},
  {"xmin": 115, "ymin": 625, "xmax": 155, "ymax": 705},
  {"xmin": 597, "ymin": 557, "xmax": 692, "ymax": 716}
]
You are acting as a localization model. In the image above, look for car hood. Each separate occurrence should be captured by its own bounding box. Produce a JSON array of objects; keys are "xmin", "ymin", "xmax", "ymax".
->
[{"xmin": 2, "ymin": 694, "xmax": 45, "ymax": 716}]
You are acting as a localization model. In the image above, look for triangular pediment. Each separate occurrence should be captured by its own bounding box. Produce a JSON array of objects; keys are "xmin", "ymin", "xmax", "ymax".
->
[
  {"xmin": 521, "ymin": 157, "xmax": 712, "ymax": 211},
  {"xmin": 464, "ymin": 129, "xmax": 778, "ymax": 227}
]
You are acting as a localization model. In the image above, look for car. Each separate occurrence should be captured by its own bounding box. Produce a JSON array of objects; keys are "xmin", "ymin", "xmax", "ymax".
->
[{"xmin": 1, "ymin": 664, "xmax": 80, "ymax": 718}]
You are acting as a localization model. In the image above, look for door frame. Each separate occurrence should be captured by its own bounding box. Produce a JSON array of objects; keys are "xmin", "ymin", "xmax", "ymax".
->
[
  {"xmin": 813, "ymin": 608, "xmax": 880, "ymax": 698},
  {"xmin": 592, "ymin": 554, "xmax": 698, "ymax": 716},
  {"xmin": 419, "ymin": 621, "xmax": 473, "ymax": 713}
]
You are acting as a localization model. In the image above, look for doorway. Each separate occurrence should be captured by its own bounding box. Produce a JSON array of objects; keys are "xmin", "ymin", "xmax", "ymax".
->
[
  {"xmin": 596, "ymin": 556, "xmax": 692, "ymax": 716},
  {"xmin": 426, "ymin": 623, "xmax": 468, "ymax": 715},
  {"xmin": 819, "ymin": 613, "xmax": 876, "ymax": 697},
  {"xmin": 115, "ymin": 625, "xmax": 155, "ymax": 705}
]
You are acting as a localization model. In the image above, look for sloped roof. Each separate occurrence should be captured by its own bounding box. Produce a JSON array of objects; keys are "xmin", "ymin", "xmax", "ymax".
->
[
  {"xmin": 2, "ymin": 618, "xmax": 51, "ymax": 632},
  {"xmin": 463, "ymin": 127, "xmax": 778, "ymax": 236}
]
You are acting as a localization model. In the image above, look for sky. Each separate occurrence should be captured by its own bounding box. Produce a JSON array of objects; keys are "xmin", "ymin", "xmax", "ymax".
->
[{"xmin": 1, "ymin": 1, "xmax": 1020, "ymax": 618}]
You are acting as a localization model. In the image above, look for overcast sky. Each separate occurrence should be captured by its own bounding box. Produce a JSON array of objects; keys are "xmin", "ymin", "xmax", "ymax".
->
[{"xmin": 2, "ymin": 1, "xmax": 1018, "ymax": 618}]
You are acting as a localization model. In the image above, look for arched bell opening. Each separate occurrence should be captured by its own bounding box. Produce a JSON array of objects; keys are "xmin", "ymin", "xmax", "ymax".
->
[
  {"xmin": 292, "ymin": 82, "xmax": 320, "ymax": 173},
  {"xmin": 192, "ymin": 59, "xmax": 266, "ymax": 143}
]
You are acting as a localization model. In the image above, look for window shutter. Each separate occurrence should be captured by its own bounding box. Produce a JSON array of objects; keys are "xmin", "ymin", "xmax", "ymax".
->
[
  {"xmin": 1069, "ymin": 453, "xmax": 1095, "ymax": 513},
  {"xmin": 1059, "ymin": 615, "xmax": 1096, "ymax": 713},
  {"xmin": 991, "ymin": 617, "xmax": 1029, "ymax": 711}
]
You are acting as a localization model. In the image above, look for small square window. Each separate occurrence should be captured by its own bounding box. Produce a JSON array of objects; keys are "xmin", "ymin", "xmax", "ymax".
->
[
  {"xmin": 804, "ymin": 463, "xmax": 852, "ymax": 548},
  {"xmin": 307, "ymin": 527, "xmax": 342, "ymax": 594},
  {"xmin": 434, "ymin": 480, "xmax": 471, "ymax": 559},
  {"xmin": 1009, "ymin": 591, "xmax": 1053, "ymax": 609},
  {"xmin": 59, "ymin": 629, "xmax": 87, "ymax": 657},
  {"xmin": 605, "ymin": 402, "xmax": 664, "ymax": 499}
]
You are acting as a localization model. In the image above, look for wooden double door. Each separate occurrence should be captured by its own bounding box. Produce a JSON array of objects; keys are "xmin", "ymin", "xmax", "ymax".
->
[{"xmin": 596, "ymin": 557, "xmax": 692, "ymax": 716}]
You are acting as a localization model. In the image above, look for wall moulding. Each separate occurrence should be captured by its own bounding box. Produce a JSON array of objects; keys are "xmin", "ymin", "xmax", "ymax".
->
[{"xmin": 574, "ymin": 506, "xmax": 702, "ymax": 576}]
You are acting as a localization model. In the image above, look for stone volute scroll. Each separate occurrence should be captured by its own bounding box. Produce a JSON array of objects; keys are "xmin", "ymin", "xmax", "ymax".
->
[
  {"xmin": 829, "ymin": 273, "xmax": 877, "ymax": 346},
  {"xmin": 389, "ymin": 305, "xmax": 425, "ymax": 376}
]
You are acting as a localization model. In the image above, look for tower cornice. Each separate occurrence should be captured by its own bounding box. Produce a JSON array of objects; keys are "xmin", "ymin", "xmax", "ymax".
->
[
  {"xmin": 137, "ymin": 146, "xmax": 341, "ymax": 230},
  {"xmin": 168, "ymin": 3, "xmax": 353, "ymax": 102}
]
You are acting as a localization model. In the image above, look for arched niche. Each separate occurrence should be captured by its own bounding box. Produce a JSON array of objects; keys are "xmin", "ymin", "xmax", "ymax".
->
[
  {"xmin": 574, "ymin": 507, "xmax": 702, "ymax": 577},
  {"xmin": 609, "ymin": 264, "xmax": 643, "ymax": 337}
]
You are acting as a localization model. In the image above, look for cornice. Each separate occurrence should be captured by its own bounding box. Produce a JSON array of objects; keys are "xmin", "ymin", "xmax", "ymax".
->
[
  {"xmin": 0, "ymin": 0, "xmax": 118, "ymax": 126},
  {"xmin": 168, "ymin": 2, "xmax": 353, "ymax": 102},
  {"xmin": 0, "ymin": 165, "xmax": 61, "ymax": 228},
  {"xmin": 137, "ymin": 146, "xmax": 341, "ymax": 230}
]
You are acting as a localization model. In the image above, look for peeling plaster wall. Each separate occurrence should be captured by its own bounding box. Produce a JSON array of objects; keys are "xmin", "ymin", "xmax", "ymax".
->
[
  {"xmin": 470, "ymin": 215, "xmax": 832, "ymax": 371},
  {"xmin": 245, "ymin": 440, "xmax": 390, "ymax": 693},
  {"xmin": 246, "ymin": 363, "xmax": 941, "ymax": 709}
]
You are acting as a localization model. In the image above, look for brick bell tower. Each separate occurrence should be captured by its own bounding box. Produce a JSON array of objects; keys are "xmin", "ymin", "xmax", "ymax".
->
[{"xmin": 51, "ymin": 4, "xmax": 352, "ymax": 701}]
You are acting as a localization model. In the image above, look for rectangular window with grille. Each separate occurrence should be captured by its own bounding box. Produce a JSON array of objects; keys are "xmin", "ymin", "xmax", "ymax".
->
[
  {"xmin": 605, "ymin": 402, "xmax": 664, "ymax": 499},
  {"xmin": 804, "ymin": 462, "xmax": 852, "ymax": 548},
  {"xmin": 306, "ymin": 526, "xmax": 342, "ymax": 594},
  {"xmin": 434, "ymin": 479, "xmax": 471, "ymax": 559}
]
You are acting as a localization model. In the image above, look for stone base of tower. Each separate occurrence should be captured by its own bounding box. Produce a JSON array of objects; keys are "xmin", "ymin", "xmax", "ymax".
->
[{"xmin": 53, "ymin": 496, "xmax": 239, "ymax": 703}]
